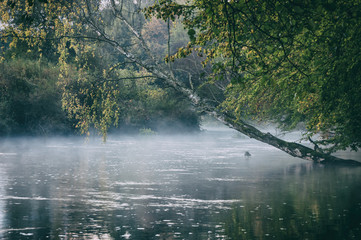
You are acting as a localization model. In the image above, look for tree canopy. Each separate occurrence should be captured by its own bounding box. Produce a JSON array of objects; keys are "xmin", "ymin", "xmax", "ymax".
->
[{"xmin": 146, "ymin": 0, "xmax": 361, "ymax": 153}]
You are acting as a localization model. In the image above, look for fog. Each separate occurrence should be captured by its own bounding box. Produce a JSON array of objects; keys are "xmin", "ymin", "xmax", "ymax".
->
[{"xmin": 0, "ymin": 125, "xmax": 360, "ymax": 239}]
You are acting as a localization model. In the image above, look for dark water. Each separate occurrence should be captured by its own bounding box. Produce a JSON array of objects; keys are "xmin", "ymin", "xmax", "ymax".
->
[{"xmin": 0, "ymin": 128, "xmax": 360, "ymax": 240}]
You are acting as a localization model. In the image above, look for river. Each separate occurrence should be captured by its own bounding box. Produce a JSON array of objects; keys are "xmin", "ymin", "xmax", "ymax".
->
[{"xmin": 0, "ymin": 127, "xmax": 360, "ymax": 239}]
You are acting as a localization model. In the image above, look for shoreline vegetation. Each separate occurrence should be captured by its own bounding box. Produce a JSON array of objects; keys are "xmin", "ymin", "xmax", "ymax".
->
[{"xmin": 0, "ymin": 59, "xmax": 200, "ymax": 138}]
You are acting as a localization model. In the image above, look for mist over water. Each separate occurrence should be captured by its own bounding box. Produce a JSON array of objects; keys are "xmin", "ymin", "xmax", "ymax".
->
[{"xmin": 0, "ymin": 126, "xmax": 360, "ymax": 239}]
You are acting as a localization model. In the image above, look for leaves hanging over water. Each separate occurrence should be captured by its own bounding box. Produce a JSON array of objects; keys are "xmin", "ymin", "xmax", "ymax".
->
[{"xmin": 146, "ymin": 0, "xmax": 361, "ymax": 153}]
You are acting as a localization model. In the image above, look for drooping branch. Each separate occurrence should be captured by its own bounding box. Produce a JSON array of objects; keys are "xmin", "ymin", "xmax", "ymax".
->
[
  {"xmin": 109, "ymin": 0, "xmax": 160, "ymax": 66},
  {"xmin": 107, "ymin": 43, "xmax": 359, "ymax": 165}
]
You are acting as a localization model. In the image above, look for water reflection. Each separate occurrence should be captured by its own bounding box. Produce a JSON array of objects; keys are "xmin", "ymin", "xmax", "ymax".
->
[
  {"xmin": 0, "ymin": 130, "xmax": 360, "ymax": 239},
  {"xmin": 0, "ymin": 156, "xmax": 9, "ymax": 239},
  {"xmin": 224, "ymin": 164, "xmax": 361, "ymax": 240}
]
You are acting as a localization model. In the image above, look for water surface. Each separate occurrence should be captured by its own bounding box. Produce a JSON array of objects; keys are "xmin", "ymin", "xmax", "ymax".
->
[{"xmin": 0, "ymin": 128, "xmax": 360, "ymax": 239}]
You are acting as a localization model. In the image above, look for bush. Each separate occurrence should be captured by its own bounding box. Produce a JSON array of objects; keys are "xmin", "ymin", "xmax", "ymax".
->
[{"xmin": 0, "ymin": 59, "xmax": 74, "ymax": 136}]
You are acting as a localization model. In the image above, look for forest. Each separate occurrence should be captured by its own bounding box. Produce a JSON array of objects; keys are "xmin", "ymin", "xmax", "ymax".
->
[{"xmin": 1, "ymin": 0, "xmax": 360, "ymax": 164}]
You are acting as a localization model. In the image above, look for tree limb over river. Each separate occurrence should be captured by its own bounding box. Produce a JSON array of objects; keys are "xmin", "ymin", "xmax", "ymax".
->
[{"xmin": 0, "ymin": 0, "xmax": 360, "ymax": 165}]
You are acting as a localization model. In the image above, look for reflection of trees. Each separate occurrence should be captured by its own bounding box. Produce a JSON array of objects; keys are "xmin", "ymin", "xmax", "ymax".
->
[
  {"xmin": 224, "ymin": 164, "xmax": 361, "ymax": 240},
  {"xmin": 0, "ymin": 156, "xmax": 9, "ymax": 239},
  {"xmin": 1, "ymin": 144, "xmax": 119, "ymax": 239}
]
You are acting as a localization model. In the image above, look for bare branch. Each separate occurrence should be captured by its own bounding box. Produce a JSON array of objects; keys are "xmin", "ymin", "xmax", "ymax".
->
[
  {"xmin": 103, "ymin": 75, "xmax": 156, "ymax": 81},
  {"xmin": 109, "ymin": 0, "xmax": 159, "ymax": 65}
]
